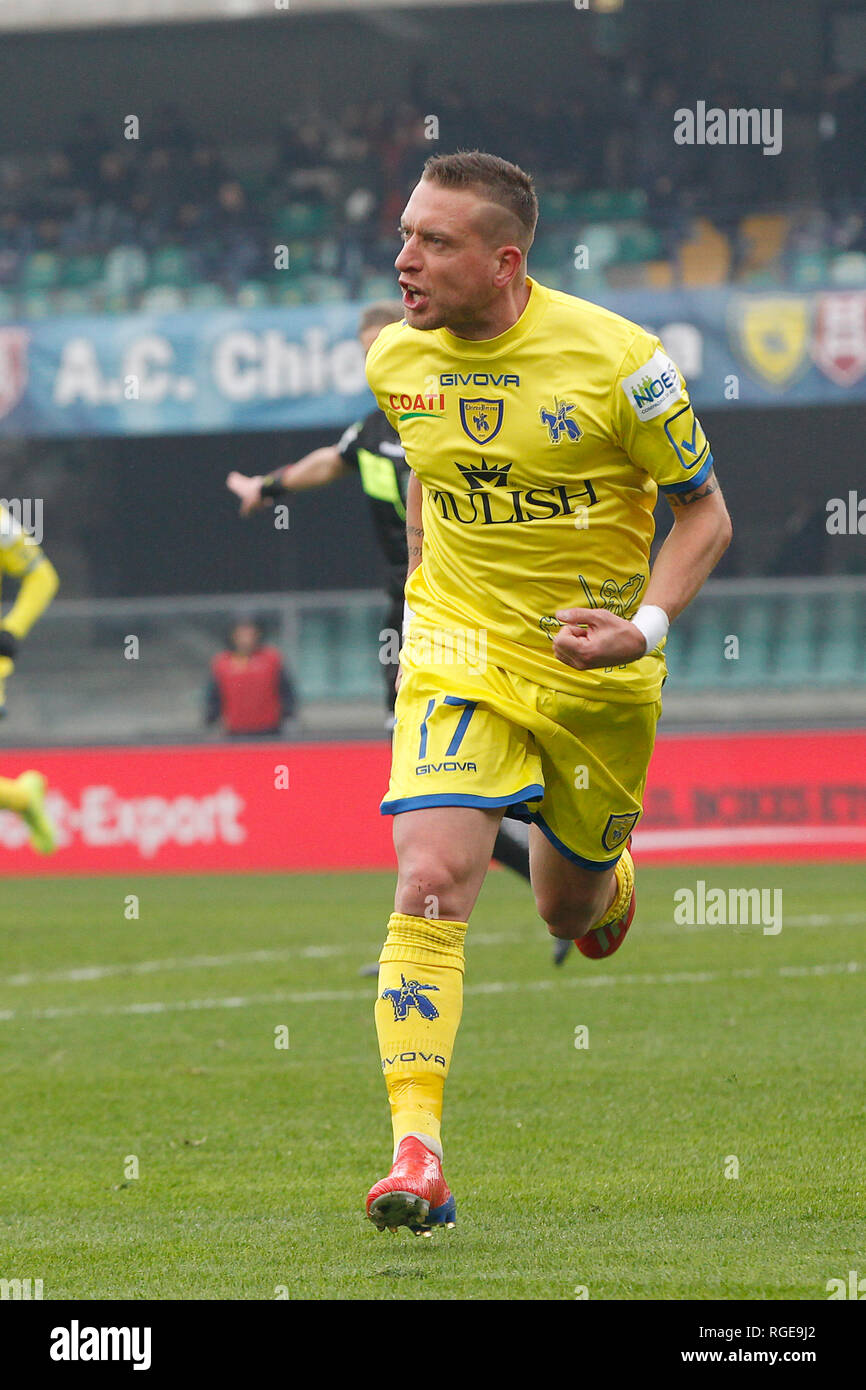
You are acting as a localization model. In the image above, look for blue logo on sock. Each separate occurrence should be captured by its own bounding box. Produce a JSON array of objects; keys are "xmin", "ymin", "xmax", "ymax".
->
[{"xmin": 382, "ymin": 973, "xmax": 440, "ymax": 1022}]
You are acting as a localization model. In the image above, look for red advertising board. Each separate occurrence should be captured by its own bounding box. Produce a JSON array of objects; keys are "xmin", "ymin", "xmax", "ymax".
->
[{"xmin": 0, "ymin": 730, "xmax": 864, "ymax": 876}]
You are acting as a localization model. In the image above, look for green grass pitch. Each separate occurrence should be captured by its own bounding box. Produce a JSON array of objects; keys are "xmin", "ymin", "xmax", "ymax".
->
[{"xmin": 0, "ymin": 862, "xmax": 863, "ymax": 1300}]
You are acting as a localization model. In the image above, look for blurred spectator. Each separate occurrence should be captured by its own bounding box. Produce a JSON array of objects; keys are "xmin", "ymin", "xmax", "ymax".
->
[
  {"xmin": 205, "ymin": 618, "xmax": 296, "ymax": 737},
  {"xmin": 2, "ymin": 50, "xmax": 864, "ymax": 310},
  {"xmin": 63, "ymin": 112, "xmax": 109, "ymax": 197},
  {"xmin": 767, "ymin": 494, "xmax": 830, "ymax": 577}
]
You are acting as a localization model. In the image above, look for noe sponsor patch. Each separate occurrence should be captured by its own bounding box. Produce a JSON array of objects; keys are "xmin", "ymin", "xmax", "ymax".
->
[{"xmin": 622, "ymin": 347, "xmax": 684, "ymax": 422}]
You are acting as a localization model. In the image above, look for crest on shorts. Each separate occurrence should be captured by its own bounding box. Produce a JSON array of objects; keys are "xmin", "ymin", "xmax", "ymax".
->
[
  {"xmin": 601, "ymin": 811, "xmax": 639, "ymax": 853},
  {"xmin": 459, "ymin": 397, "xmax": 503, "ymax": 444}
]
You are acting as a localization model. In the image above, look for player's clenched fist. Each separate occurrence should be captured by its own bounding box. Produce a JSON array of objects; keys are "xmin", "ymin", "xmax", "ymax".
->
[
  {"xmin": 552, "ymin": 607, "xmax": 649, "ymax": 671},
  {"xmin": 226, "ymin": 471, "xmax": 266, "ymax": 516}
]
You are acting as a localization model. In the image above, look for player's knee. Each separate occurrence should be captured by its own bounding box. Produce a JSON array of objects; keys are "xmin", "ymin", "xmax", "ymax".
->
[{"xmin": 395, "ymin": 846, "xmax": 476, "ymax": 919}]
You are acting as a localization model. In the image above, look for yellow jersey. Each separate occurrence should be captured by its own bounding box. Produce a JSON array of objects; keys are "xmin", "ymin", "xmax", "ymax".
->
[
  {"xmin": 365, "ymin": 275, "xmax": 713, "ymax": 702},
  {"xmin": 0, "ymin": 504, "xmax": 45, "ymax": 590}
]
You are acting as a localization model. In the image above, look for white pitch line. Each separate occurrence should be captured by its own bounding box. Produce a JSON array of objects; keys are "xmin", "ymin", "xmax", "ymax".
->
[
  {"xmin": 0, "ymin": 960, "xmax": 860, "ymax": 1025},
  {"xmin": 4, "ymin": 912, "xmax": 864, "ymax": 991},
  {"xmin": 0, "ymin": 931, "xmax": 524, "ymax": 989}
]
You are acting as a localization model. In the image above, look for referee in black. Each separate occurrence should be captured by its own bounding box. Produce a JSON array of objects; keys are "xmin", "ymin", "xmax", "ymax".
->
[
  {"xmin": 226, "ymin": 302, "xmax": 566, "ymax": 958},
  {"xmin": 228, "ymin": 302, "xmax": 410, "ymax": 714}
]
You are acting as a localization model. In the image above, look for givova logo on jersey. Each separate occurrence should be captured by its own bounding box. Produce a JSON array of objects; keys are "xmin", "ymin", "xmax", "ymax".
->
[{"xmin": 622, "ymin": 348, "xmax": 683, "ymax": 421}]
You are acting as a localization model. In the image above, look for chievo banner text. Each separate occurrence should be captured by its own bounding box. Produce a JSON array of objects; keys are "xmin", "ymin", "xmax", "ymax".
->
[
  {"xmin": 1, "ymin": 287, "xmax": 866, "ymax": 438},
  {"xmin": 0, "ymin": 731, "xmax": 864, "ymax": 877}
]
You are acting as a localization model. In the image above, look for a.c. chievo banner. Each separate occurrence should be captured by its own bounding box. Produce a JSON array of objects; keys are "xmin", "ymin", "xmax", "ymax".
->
[
  {"xmin": 1, "ymin": 287, "xmax": 866, "ymax": 438},
  {"xmin": 0, "ymin": 730, "xmax": 864, "ymax": 876}
]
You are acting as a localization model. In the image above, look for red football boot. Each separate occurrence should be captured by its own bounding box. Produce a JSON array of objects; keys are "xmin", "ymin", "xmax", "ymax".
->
[
  {"xmin": 576, "ymin": 882, "xmax": 636, "ymax": 958},
  {"xmin": 577, "ymin": 838, "xmax": 636, "ymax": 960},
  {"xmin": 366, "ymin": 1136, "xmax": 456, "ymax": 1236}
]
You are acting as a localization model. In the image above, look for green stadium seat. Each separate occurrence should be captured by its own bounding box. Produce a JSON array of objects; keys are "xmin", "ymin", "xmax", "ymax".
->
[
  {"xmin": 103, "ymin": 290, "xmax": 131, "ymax": 314},
  {"xmin": 54, "ymin": 288, "xmax": 91, "ymax": 315},
  {"xmin": 20, "ymin": 251, "xmax": 61, "ymax": 290},
  {"xmin": 791, "ymin": 250, "xmax": 830, "ymax": 288},
  {"xmin": 284, "ymin": 239, "xmax": 315, "ymax": 273},
  {"xmin": 334, "ymin": 609, "xmax": 381, "ymax": 698},
  {"xmin": 0, "ymin": 289, "xmax": 16, "ymax": 322},
  {"xmin": 236, "ymin": 280, "xmax": 272, "ymax": 307},
  {"xmin": 138, "ymin": 284, "xmax": 187, "ymax": 312},
  {"xmin": 274, "ymin": 282, "xmax": 307, "ymax": 306},
  {"xmin": 104, "ymin": 245, "xmax": 149, "ymax": 293},
  {"xmin": 816, "ymin": 592, "xmax": 861, "ymax": 685},
  {"xmin": 187, "ymin": 282, "xmax": 229, "ymax": 308},
  {"xmin": 615, "ymin": 224, "xmax": 663, "ymax": 264},
  {"xmin": 361, "ymin": 273, "xmax": 400, "ymax": 301},
  {"xmin": 274, "ymin": 204, "xmax": 331, "ymax": 239},
  {"xmin": 298, "ymin": 613, "xmax": 336, "ymax": 701},
  {"xmin": 606, "ymin": 188, "xmax": 648, "ymax": 220},
  {"xmin": 768, "ymin": 594, "xmax": 817, "ymax": 686},
  {"xmin": 20, "ymin": 289, "xmax": 53, "ymax": 319},
  {"xmin": 148, "ymin": 246, "xmax": 192, "ymax": 287},
  {"xmin": 678, "ymin": 613, "xmax": 731, "ymax": 688},
  {"xmin": 722, "ymin": 601, "xmax": 774, "ymax": 687},
  {"xmin": 578, "ymin": 223, "xmax": 620, "ymax": 270},
  {"xmin": 61, "ymin": 253, "xmax": 103, "ymax": 289},
  {"xmin": 299, "ymin": 274, "xmax": 346, "ymax": 302}
]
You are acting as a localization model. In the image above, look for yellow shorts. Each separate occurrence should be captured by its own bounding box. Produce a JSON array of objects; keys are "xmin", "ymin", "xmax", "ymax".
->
[{"xmin": 381, "ymin": 659, "xmax": 661, "ymax": 870}]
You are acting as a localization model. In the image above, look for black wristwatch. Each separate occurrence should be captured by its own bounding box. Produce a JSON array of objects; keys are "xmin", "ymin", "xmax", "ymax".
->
[
  {"xmin": 0, "ymin": 629, "xmax": 18, "ymax": 660},
  {"xmin": 260, "ymin": 473, "xmax": 288, "ymax": 500}
]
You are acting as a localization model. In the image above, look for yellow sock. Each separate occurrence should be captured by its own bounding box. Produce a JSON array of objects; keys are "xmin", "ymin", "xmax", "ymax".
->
[
  {"xmin": 0, "ymin": 774, "xmax": 30, "ymax": 814},
  {"xmin": 374, "ymin": 912, "xmax": 466, "ymax": 1159},
  {"xmin": 591, "ymin": 846, "xmax": 635, "ymax": 931}
]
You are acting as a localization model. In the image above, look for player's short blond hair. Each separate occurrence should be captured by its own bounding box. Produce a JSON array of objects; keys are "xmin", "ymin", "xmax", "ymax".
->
[
  {"xmin": 421, "ymin": 150, "xmax": 538, "ymax": 254},
  {"xmin": 359, "ymin": 300, "xmax": 404, "ymax": 334}
]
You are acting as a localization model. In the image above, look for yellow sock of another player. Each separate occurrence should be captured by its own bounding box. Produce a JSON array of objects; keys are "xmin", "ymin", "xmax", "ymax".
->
[
  {"xmin": 374, "ymin": 912, "xmax": 466, "ymax": 1158},
  {"xmin": 0, "ymin": 774, "xmax": 31, "ymax": 813},
  {"xmin": 0, "ymin": 771, "xmax": 57, "ymax": 853}
]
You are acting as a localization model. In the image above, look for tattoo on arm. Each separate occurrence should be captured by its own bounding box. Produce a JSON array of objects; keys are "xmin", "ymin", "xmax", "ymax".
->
[{"xmin": 667, "ymin": 470, "xmax": 719, "ymax": 508}]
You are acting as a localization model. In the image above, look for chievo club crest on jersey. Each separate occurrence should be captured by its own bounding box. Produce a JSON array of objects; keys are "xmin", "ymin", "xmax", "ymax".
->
[{"xmin": 459, "ymin": 397, "xmax": 504, "ymax": 443}]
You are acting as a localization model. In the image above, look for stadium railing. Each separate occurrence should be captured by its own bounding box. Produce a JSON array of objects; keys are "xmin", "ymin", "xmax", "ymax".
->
[{"xmin": 4, "ymin": 577, "xmax": 865, "ymax": 745}]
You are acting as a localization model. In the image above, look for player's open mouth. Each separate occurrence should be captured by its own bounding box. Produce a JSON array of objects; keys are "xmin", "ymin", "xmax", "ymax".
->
[{"xmin": 401, "ymin": 284, "xmax": 428, "ymax": 310}]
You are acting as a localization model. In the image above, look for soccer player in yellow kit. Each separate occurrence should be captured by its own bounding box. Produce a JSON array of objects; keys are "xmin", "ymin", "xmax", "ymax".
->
[
  {"xmin": 361, "ymin": 152, "xmax": 732, "ymax": 1235},
  {"xmin": 0, "ymin": 503, "xmax": 59, "ymax": 853}
]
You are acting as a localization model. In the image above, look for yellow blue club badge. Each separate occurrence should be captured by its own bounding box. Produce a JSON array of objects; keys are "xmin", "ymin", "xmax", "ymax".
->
[{"xmin": 459, "ymin": 397, "xmax": 504, "ymax": 444}]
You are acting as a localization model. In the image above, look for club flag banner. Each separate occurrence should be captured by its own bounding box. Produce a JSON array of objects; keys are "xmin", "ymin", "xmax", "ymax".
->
[
  {"xmin": 2, "ymin": 287, "xmax": 866, "ymax": 438},
  {"xmin": 0, "ymin": 730, "xmax": 863, "ymax": 878}
]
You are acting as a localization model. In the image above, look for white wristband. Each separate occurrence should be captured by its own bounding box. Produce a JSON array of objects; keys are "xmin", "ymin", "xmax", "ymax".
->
[
  {"xmin": 631, "ymin": 604, "xmax": 669, "ymax": 655},
  {"xmin": 402, "ymin": 600, "xmax": 415, "ymax": 644}
]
